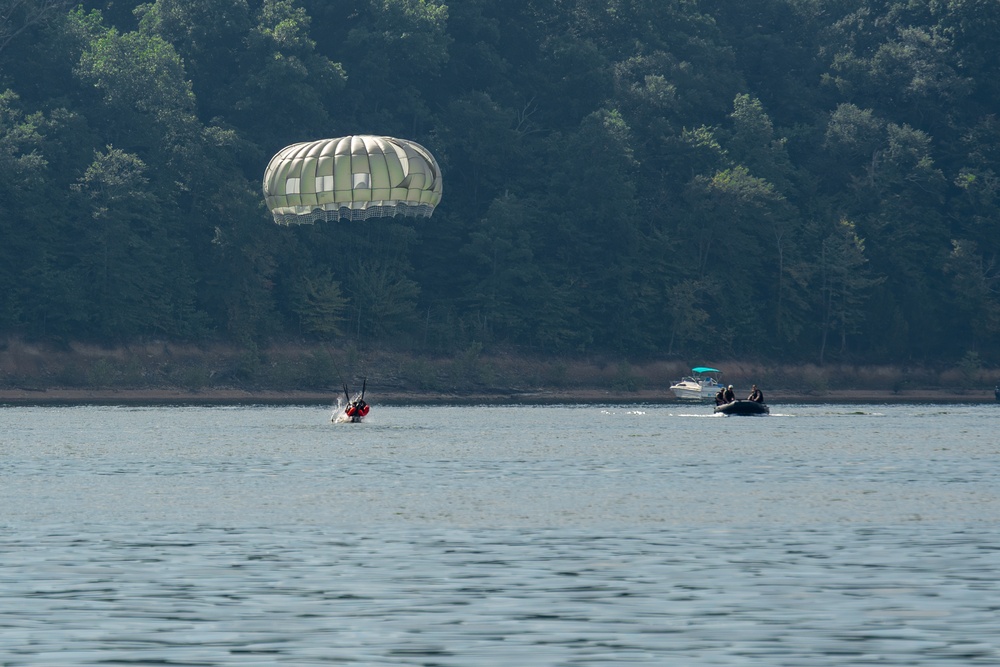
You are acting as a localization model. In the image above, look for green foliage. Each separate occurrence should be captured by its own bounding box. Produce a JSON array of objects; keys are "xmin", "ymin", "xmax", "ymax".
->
[
  {"xmin": 291, "ymin": 271, "xmax": 347, "ymax": 338},
  {"xmin": 2, "ymin": 0, "xmax": 1000, "ymax": 367},
  {"xmin": 818, "ymin": 218, "xmax": 885, "ymax": 363},
  {"xmin": 459, "ymin": 193, "xmax": 537, "ymax": 343},
  {"xmin": 959, "ymin": 349, "xmax": 982, "ymax": 387},
  {"xmin": 347, "ymin": 258, "xmax": 420, "ymax": 342}
]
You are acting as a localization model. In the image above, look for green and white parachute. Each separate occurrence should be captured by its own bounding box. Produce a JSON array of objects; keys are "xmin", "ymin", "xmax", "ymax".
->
[{"xmin": 263, "ymin": 135, "xmax": 442, "ymax": 225}]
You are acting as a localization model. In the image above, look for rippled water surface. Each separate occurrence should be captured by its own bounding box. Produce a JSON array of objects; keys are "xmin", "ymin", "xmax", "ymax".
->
[{"xmin": 2, "ymin": 402, "xmax": 999, "ymax": 665}]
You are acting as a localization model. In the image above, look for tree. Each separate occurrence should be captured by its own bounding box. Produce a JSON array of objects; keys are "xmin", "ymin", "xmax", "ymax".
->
[
  {"xmin": 135, "ymin": 0, "xmax": 253, "ymax": 121},
  {"xmin": 0, "ymin": 89, "xmax": 49, "ymax": 329},
  {"xmin": 68, "ymin": 146, "xmax": 196, "ymax": 338},
  {"xmin": 863, "ymin": 122, "xmax": 949, "ymax": 358},
  {"xmin": 291, "ymin": 270, "xmax": 348, "ymax": 338},
  {"xmin": 231, "ymin": 0, "xmax": 346, "ymax": 150},
  {"xmin": 541, "ymin": 107, "xmax": 645, "ymax": 352},
  {"xmin": 0, "ymin": 0, "xmax": 71, "ymax": 54},
  {"xmin": 3, "ymin": 0, "xmax": 1000, "ymax": 366},
  {"xmin": 823, "ymin": 102, "xmax": 886, "ymax": 192},
  {"xmin": 700, "ymin": 0, "xmax": 827, "ymax": 126},
  {"xmin": 820, "ymin": 97, "xmax": 951, "ymax": 360},
  {"xmin": 726, "ymin": 94, "xmax": 795, "ymax": 193},
  {"xmin": 72, "ymin": 12, "xmax": 214, "ymax": 200},
  {"xmin": 944, "ymin": 239, "xmax": 1000, "ymax": 352},
  {"xmin": 818, "ymin": 218, "xmax": 883, "ymax": 363},
  {"xmin": 337, "ymin": 0, "xmax": 450, "ymax": 134},
  {"xmin": 824, "ymin": 6, "xmax": 972, "ymax": 139},
  {"xmin": 666, "ymin": 278, "xmax": 713, "ymax": 356},
  {"xmin": 721, "ymin": 95, "xmax": 809, "ymax": 346},
  {"xmin": 348, "ymin": 258, "xmax": 420, "ymax": 343},
  {"xmin": 459, "ymin": 192, "xmax": 538, "ymax": 345},
  {"xmin": 933, "ymin": 0, "xmax": 1000, "ymax": 115}
]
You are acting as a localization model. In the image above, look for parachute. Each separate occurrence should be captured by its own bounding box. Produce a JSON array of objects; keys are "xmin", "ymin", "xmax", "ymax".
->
[{"xmin": 263, "ymin": 135, "xmax": 443, "ymax": 225}]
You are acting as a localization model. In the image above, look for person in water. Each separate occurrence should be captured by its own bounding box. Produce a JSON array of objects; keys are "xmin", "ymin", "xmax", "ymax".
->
[
  {"xmin": 748, "ymin": 384, "xmax": 764, "ymax": 403},
  {"xmin": 341, "ymin": 381, "xmax": 370, "ymax": 422},
  {"xmin": 345, "ymin": 397, "xmax": 369, "ymax": 422},
  {"xmin": 344, "ymin": 398, "xmax": 370, "ymax": 422}
]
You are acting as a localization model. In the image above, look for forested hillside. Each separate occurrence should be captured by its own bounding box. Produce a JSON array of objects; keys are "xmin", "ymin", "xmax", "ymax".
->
[{"xmin": 2, "ymin": 0, "xmax": 999, "ymax": 366}]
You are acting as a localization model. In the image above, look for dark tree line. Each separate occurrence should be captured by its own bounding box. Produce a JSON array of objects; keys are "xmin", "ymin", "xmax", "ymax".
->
[{"xmin": 2, "ymin": 0, "xmax": 999, "ymax": 365}]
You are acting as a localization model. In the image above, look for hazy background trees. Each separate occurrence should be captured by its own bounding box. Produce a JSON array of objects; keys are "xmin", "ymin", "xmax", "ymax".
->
[{"xmin": 2, "ymin": 0, "xmax": 999, "ymax": 366}]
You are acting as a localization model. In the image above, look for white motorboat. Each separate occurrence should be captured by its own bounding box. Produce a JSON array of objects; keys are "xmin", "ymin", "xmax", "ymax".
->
[{"xmin": 670, "ymin": 367, "xmax": 722, "ymax": 401}]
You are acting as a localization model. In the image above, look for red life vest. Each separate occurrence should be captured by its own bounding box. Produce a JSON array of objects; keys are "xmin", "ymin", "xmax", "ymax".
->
[{"xmin": 346, "ymin": 402, "xmax": 369, "ymax": 417}]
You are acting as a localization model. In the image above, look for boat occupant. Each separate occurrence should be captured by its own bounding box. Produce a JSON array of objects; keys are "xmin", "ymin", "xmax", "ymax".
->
[
  {"xmin": 748, "ymin": 384, "xmax": 764, "ymax": 403},
  {"xmin": 722, "ymin": 385, "xmax": 735, "ymax": 403},
  {"xmin": 715, "ymin": 387, "xmax": 727, "ymax": 405}
]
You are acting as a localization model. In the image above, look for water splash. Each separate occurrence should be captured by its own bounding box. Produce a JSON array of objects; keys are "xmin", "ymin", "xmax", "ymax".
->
[{"xmin": 331, "ymin": 397, "xmax": 350, "ymax": 423}]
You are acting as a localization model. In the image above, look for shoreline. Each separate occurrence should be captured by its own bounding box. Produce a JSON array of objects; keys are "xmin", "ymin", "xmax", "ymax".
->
[
  {"xmin": 2, "ymin": 387, "xmax": 997, "ymax": 405},
  {"xmin": 5, "ymin": 338, "xmax": 1000, "ymax": 407}
]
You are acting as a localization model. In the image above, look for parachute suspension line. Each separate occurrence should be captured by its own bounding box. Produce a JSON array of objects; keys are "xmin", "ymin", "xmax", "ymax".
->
[
  {"xmin": 325, "ymin": 346, "xmax": 366, "ymax": 403},
  {"xmin": 325, "ymin": 346, "xmax": 349, "ymax": 393},
  {"xmin": 356, "ymin": 301, "xmax": 363, "ymax": 344}
]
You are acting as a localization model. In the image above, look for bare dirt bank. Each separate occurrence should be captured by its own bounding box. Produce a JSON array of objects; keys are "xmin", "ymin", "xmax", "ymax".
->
[{"xmin": 2, "ymin": 338, "xmax": 998, "ymax": 405}]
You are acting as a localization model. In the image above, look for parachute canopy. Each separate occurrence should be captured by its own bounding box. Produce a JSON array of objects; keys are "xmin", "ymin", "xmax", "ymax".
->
[{"xmin": 263, "ymin": 135, "xmax": 443, "ymax": 225}]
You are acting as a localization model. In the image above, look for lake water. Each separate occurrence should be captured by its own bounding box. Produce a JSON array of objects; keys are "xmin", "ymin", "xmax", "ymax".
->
[{"xmin": 1, "ymin": 402, "xmax": 999, "ymax": 665}]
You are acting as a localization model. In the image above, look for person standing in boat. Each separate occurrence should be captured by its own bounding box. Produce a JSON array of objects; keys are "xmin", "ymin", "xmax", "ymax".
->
[{"xmin": 748, "ymin": 384, "xmax": 764, "ymax": 403}]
